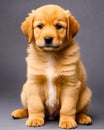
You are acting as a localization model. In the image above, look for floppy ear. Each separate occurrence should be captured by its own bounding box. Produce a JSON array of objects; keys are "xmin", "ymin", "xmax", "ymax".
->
[
  {"xmin": 21, "ymin": 10, "xmax": 35, "ymax": 43},
  {"xmin": 65, "ymin": 10, "xmax": 80, "ymax": 42}
]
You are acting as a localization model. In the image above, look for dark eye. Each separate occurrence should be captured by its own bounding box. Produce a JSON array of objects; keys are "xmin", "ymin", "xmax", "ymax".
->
[
  {"xmin": 37, "ymin": 24, "xmax": 44, "ymax": 29},
  {"xmin": 55, "ymin": 24, "xmax": 63, "ymax": 30}
]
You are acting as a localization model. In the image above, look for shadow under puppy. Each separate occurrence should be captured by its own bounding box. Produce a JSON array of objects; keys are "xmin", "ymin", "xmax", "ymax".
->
[{"xmin": 11, "ymin": 5, "xmax": 92, "ymax": 129}]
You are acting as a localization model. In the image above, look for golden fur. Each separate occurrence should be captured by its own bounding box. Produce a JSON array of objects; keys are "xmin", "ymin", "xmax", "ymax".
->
[{"xmin": 11, "ymin": 5, "xmax": 92, "ymax": 129}]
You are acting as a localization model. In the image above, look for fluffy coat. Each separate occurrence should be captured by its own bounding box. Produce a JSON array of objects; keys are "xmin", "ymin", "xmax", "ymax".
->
[{"xmin": 11, "ymin": 5, "xmax": 92, "ymax": 129}]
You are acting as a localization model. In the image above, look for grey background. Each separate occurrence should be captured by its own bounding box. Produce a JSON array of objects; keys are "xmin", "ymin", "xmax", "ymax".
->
[{"xmin": 0, "ymin": 0, "xmax": 104, "ymax": 129}]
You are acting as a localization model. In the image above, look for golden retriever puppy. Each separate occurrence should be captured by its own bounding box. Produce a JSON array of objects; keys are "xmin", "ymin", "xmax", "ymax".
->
[{"xmin": 11, "ymin": 5, "xmax": 92, "ymax": 129}]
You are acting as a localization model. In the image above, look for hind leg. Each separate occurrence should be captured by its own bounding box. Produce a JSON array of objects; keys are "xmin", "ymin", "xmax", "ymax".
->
[
  {"xmin": 76, "ymin": 104, "xmax": 92, "ymax": 125},
  {"xmin": 11, "ymin": 83, "xmax": 28, "ymax": 119},
  {"xmin": 11, "ymin": 92, "xmax": 28, "ymax": 119},
  {"xmin": 76, "ymin": 87, "xmax": 92, "ymax": 125},
  {"xmin": 11, "ymin": 109, "xmax": 28, "ymax": 119},
  {"xmin": 77, "ymin": 113, "xmax": 92, "ymax": 125}
]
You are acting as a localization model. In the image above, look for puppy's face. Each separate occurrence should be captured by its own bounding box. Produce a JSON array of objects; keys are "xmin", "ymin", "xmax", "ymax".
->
[
  {"xmin": 33, "ymin": 7, "xmax": 67, "ymax": 51},
  {"xmin": 21, "ymin": 5, "xmax": 80, "ymax": 51}
]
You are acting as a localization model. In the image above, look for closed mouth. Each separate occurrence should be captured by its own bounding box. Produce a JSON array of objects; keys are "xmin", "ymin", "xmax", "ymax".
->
[{"xmin": 39, "ymin": 45, "xmax": 60, "ymax": 49}]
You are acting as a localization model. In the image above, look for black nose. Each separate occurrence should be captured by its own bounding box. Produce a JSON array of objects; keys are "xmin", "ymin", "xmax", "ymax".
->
[{"xmin": 44, "ymin": 37, "xmax": 53, "ymax": 44}]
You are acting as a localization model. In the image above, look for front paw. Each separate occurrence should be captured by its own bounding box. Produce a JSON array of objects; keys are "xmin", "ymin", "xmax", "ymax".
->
[
  {"xmin": 59, "ymin": 117, "xmax": 77, "ymax": 129},
  {"xmin": 26, "ymin": 118, "xmax": 44, "ymax": 127}
]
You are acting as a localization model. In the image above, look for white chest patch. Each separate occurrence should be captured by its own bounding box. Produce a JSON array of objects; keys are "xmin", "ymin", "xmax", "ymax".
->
[{"xmin": 45, "ymin": 56, "xmax": 56, "ymax": 107}]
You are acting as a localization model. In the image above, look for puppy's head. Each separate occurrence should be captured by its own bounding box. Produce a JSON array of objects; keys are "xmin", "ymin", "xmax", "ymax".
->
[{"xmin": 21, "ymin": 5, "xmax": 80, "ymax": 51}]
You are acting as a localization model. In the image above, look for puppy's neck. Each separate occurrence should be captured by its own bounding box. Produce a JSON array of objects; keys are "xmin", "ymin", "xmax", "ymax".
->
[{"xmin": 28, "ymin": 41, "xmax": 78, "ymax": 63}]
